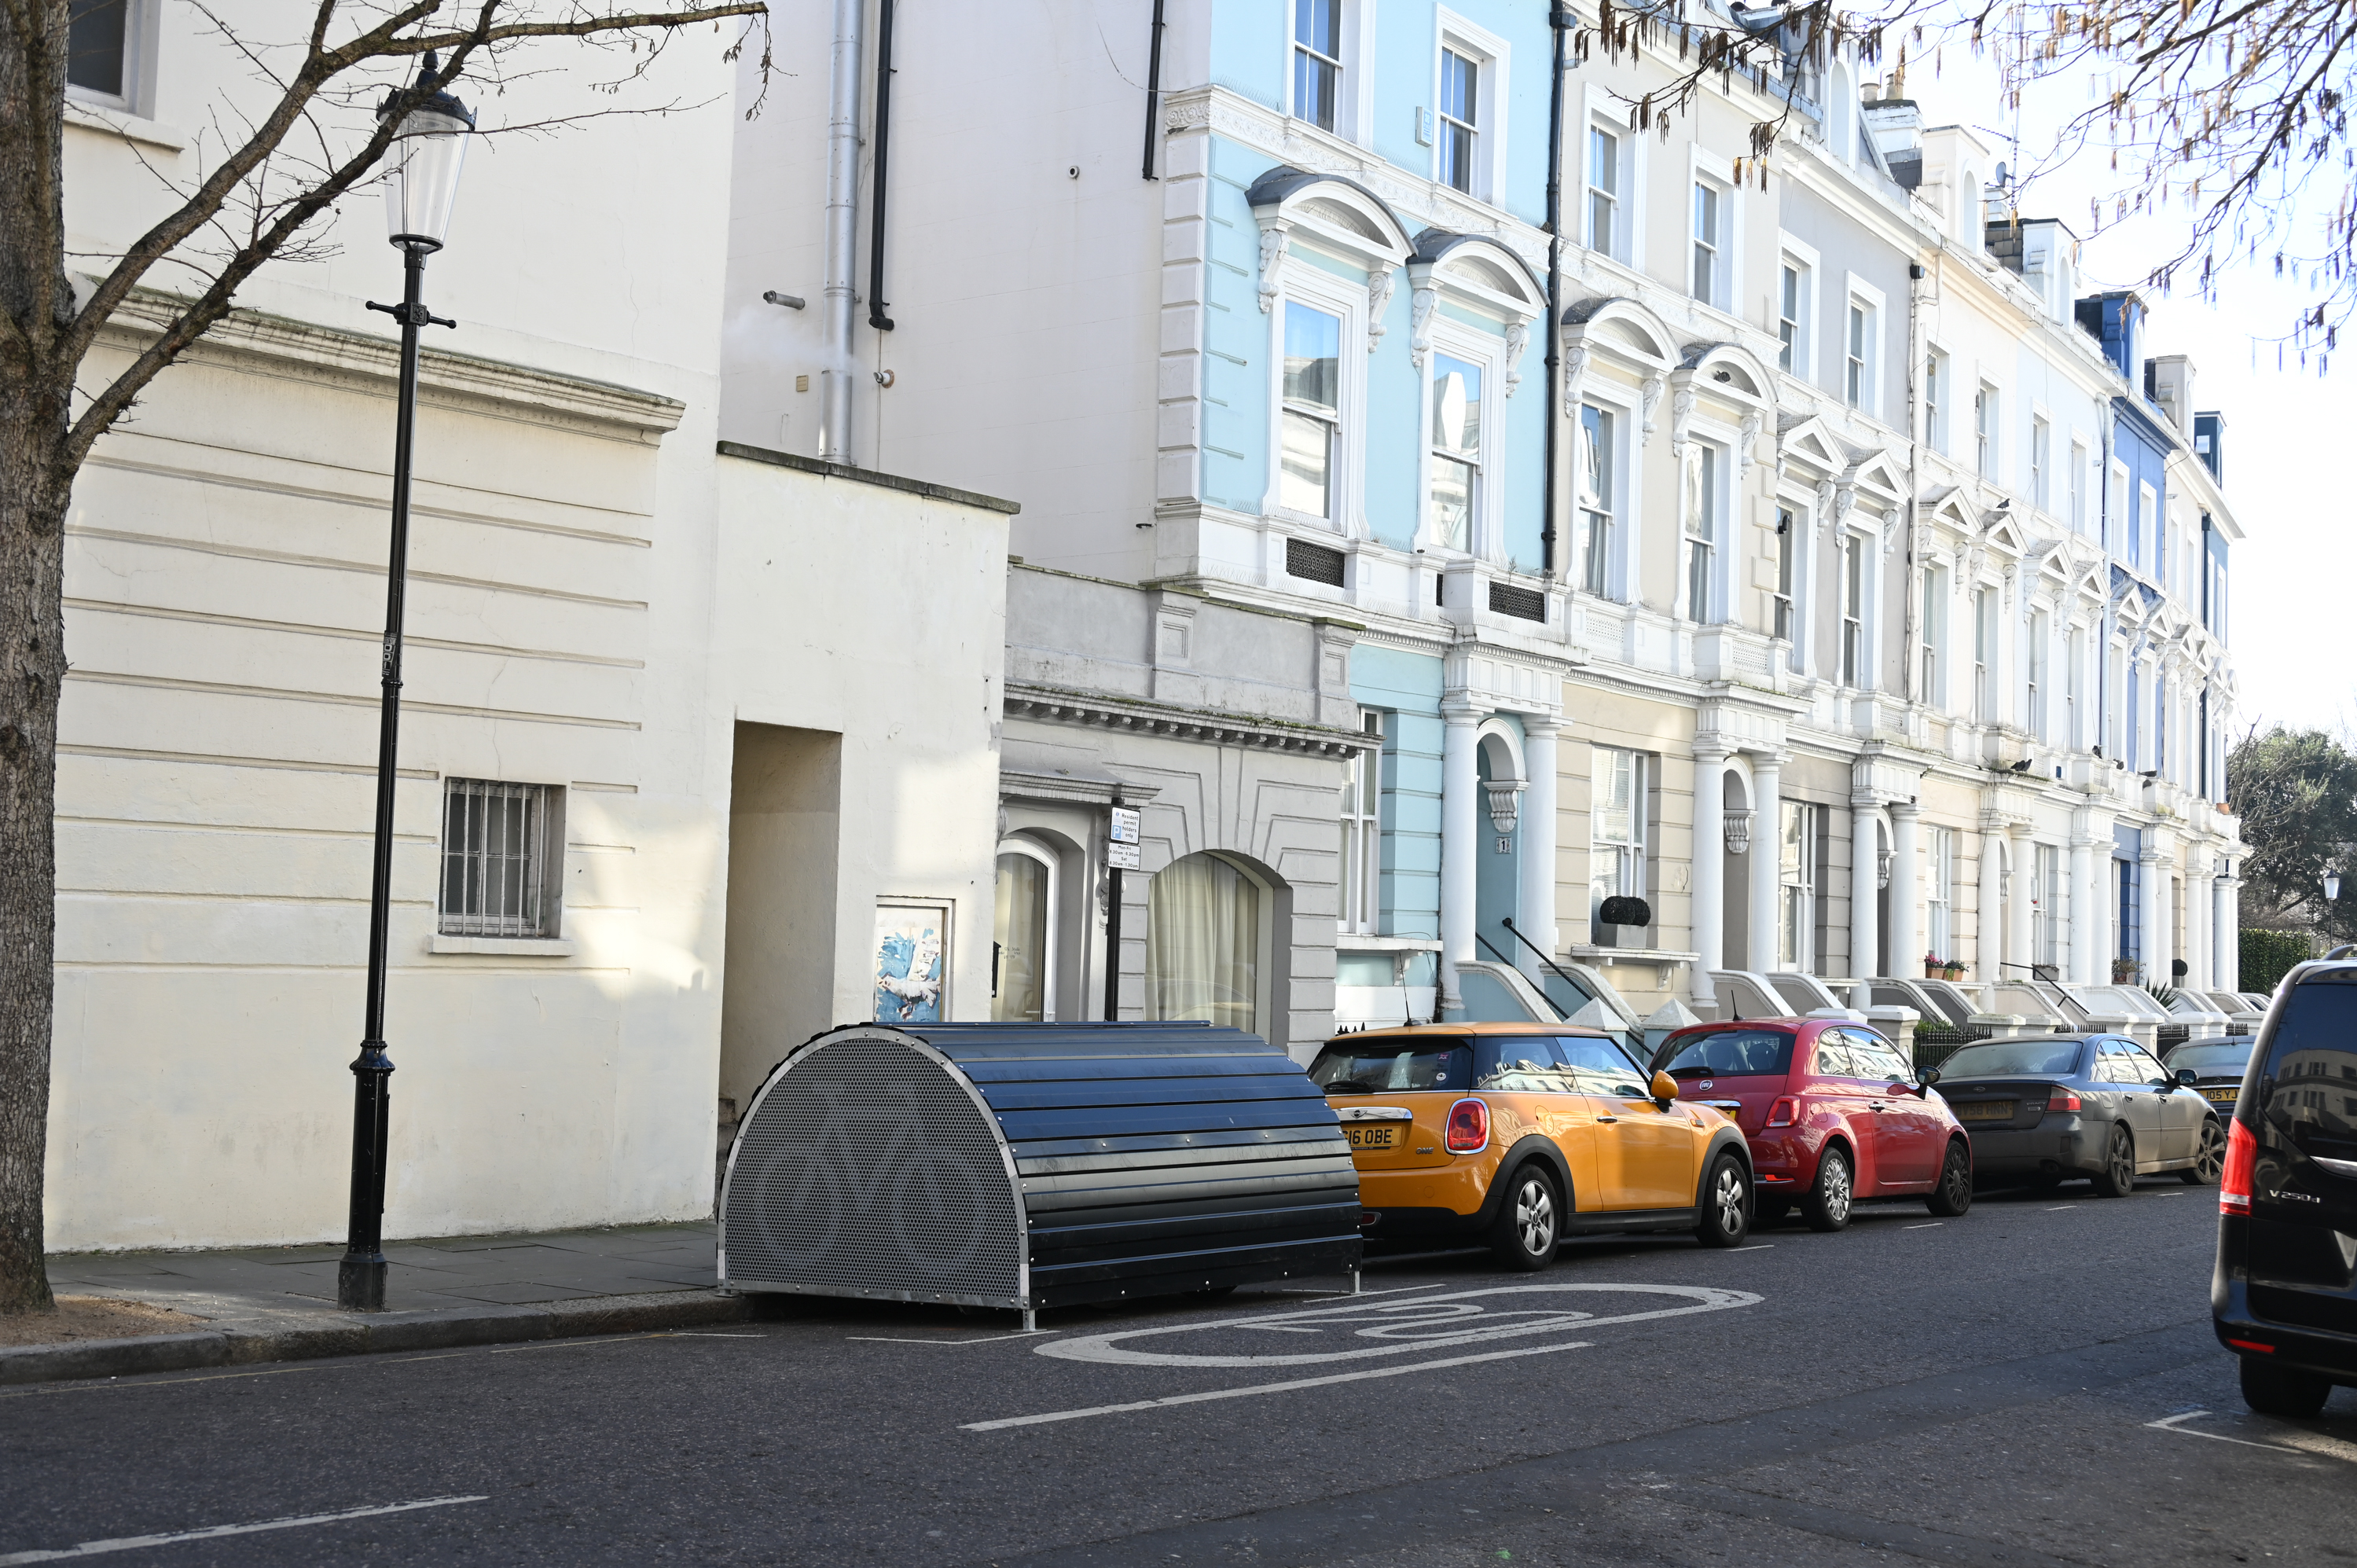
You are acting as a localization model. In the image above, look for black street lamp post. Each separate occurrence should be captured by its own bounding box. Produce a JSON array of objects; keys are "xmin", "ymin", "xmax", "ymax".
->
[{"xmin": 338, "ymin": 58, "xmax": 473, "ymax": 1313}]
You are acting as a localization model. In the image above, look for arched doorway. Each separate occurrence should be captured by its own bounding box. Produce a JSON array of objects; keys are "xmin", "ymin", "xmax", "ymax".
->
[
  {"xmin": 1146, "ymin": 852, "xmax": 1270, "ymax": 1034},
  {"xmin": 990, "ymin": 839, "xmax": 1057, "ymax": 1022}
]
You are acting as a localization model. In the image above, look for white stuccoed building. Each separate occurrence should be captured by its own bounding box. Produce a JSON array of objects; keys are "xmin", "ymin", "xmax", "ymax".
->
[{"xmin": 48, "ymin": 9, "xmax": 1011, "ymax": 1250}]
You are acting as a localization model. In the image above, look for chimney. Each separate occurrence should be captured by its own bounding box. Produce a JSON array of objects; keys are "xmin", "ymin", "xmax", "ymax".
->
[
  {"xmin": 1861, "ymin": 48, "xmax": 1923, "ymax": 186},
  {"xmin": 2146, "ymin": 354, "xmax": 2195, "ymax": 435}
]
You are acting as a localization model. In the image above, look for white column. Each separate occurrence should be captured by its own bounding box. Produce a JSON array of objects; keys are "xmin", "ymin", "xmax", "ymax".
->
[
  {"xmin": 2006, "ymin": 824, "xmax": 2035, "ymax": 981},
  {"xmin": 2068, "ymin": 834, "xmax": 2098, "ymax": 986},
  {"xmin": 1748, "ymin": 752, "xmax": 1784, "ymax": 971},
  {"xmin": 2140, "ymin": 846, "xmax": 2170, "ymax": 986},
  {"xmin": 1517, "ymin": 717, "xmax": 1561, "ymax": 986},
  {"xmin": 1850, "ymin": 802, "xmax": 1881, "ymax": 983},
  {"xmin": 2216, "ymin": 874, "xmax": 2241, "ymax": 990},
  {"xmin": 1889, "ymin": 802, "xmax": 1921, "ymax": 979},
  {"xmin": 1975, "ymin": 824, "xmax": 2004, "ymax": 988},
  {"xmin": 1439, "ymin": 704, "xmax": 1481, "ymax": 1019},
  {"xmin": 1691, "ymin": 745, "xmax": 1728, "ymax": 1008},
  {"xmin": 2182, "ymin": 844, "xmax": 2211, "ymax": 990}
]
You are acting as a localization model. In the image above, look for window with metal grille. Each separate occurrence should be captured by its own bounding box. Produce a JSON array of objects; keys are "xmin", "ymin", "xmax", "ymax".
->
[
  {"xmin": 1489, "ymin": 581, "xmax": 1544, "ymax": 621},
  {"xmin": 439, "ymin": 780, "xmax": 562, "ymax": 937},
  {"xmin": 1286, "ymin": 537, "xmax": 1346, "ymax": 586}
]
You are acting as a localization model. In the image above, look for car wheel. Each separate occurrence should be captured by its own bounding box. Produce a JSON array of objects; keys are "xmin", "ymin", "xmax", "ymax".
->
[
  {"xmin": 1693, "ymin": 1154, "xmax": 1752, "ymax": 1248},
  {"xmin": 2240, "ymin": 1357, "xmax": 2333, "ymax": 1419},
  {"xmin": 1926, "ymin": 1140, "xmax": 1974, "ymax": 1217},
  {"xmin": 1800, "ymin": 1145, "xmax": 1854, "ymax": 1232},
  {"xmin": 1489, "ymin": 1165, "xmax": 1559, "ymax": 1271},
  {"xmin": 2182, "ymin": 1119, "xmax": 2227, "ymax": 1186},
  {"xmin": 2091, "ymin": 1124, "xmax": 2136, "ymax": 1199}
]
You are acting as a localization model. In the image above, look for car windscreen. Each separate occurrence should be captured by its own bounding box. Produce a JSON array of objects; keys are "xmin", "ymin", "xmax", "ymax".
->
[
  {"xmin": 2163, "ymin": 1041, "xmax": 2254, "ymax": 1075},
  {"xmin": 1938, "ymin": 1040, "xmax": 2086, "ymax": 1078},
  {"xmin": 1311, "ymin": 1040, "xmax": 1474, "ymax": 1093},
  {"xmin": 2259, "ymin": 975, "xmax": 2357, "ymax": 1159},
  {"xmin": 1656, "ymin": 1028, "xmax": 1795, "ymax": 1078}
]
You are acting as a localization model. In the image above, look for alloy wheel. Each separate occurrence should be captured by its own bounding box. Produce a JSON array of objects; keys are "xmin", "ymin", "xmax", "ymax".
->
[
  {"xmin": 2185, "ymin": 1119, "xmax": 2226, "ymax": 1184},
  {"xmin": 1713, "ymin": 1162, "xmax": 1746, "ymax": 1236},
  {"xmin": 1517, "ymin": 1177, "xmax": 1556, "ymax": 1255},
  {"xmin": 1823, "ymin": 1154, "xmax": 1852, "ymax": 1225}
]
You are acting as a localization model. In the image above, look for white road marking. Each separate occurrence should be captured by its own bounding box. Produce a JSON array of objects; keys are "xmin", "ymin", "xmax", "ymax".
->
[
  {"xmin": 846, "ymin": 1331, "xmax": 1056, "ymax": 1346},
  {"xmin": 0, "ymin": 1496, "xmax": 488, "ymax": 1564},
  {"xmin": 1033, "ymin": 1283, "xmax": 1760, "ymax": 1370},
  {"xmin": 1732, "ymin": 1244, "xmax": 1775, "ymax": 1251},
  {"xmin": 1904, "ymin": 1223, "xmax": 1943, "ymax": 1229},
  {"xmin": 2043, "ymin": 1206, "xmax": 2077, "ymax": 1211},
  {"xmin": 960, "ymin": 1338, "xmax": 1597, "ymax": 1432},
  {"xmin": 2145, "ymin": 1410, "xmax": 2303, "ymax": 1452}
]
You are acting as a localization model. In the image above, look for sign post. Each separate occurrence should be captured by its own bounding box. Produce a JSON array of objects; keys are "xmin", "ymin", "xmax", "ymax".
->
[{"xmin": 1105, "ymin": 800, "xmax": 1141, "ymax": 1019}]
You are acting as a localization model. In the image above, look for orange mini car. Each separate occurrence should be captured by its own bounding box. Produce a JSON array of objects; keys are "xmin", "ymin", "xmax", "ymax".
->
[{"xmin": 1309, "ymin": 1023, "xmax": 1755, "ymax": 1268}]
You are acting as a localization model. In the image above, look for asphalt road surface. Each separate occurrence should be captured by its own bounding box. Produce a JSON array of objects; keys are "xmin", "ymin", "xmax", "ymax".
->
[{"xmin": 4, "ymin": 1177, "xmax": 2351, "ymax": 1567}]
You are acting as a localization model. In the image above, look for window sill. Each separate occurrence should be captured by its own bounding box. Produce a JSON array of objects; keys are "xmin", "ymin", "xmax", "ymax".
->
[
  {"xmin": 64, "ymin": 99, "xmax": 189, "ymax": 153},
  {"xmin": 1337, "ymin": 933, "xmax": 1443, "ymax": 953},
  {"xmin": 428, "ymin": 935, "xmax": 576, "ymax": 957}
]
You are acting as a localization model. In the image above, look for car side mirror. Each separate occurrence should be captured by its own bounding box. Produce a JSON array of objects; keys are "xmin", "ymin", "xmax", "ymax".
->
[
  {"xmin": 1919, "ymin": 1067, "xmax": 1942, "ymax": 1088},
  {"xmin": 1650, "ymin": 1070, "xmax": 1680, "ymax": 1107},
  {"xmin": 2177, "ymin": 1067, "xmax": 2199, "ymax": 1086}
]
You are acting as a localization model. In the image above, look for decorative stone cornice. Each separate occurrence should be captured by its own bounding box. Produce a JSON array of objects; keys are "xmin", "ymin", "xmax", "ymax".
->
[{"xmin": 1004, "ymin": 684, "xmax": 1373, "ymax": 758}]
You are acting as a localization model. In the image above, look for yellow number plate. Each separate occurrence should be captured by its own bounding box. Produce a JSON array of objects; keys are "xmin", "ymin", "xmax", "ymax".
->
[
  {"xmin": 1957, "ymin": 1100, "xmax": 2016, "ymax": 1122},
  {"xmin": 2204, "ymin": 1087, "xmax": 2239, "ymax": 1104},
  {"xmin": 1346, "ymin": 1125, "xmax": 1403, "ymax": 1151}
]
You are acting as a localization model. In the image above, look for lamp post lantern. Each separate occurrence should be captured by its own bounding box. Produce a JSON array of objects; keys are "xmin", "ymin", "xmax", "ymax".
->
[
  {"xmin": 338, "ymin": 56, "xmax": 473, "ymax": 1313},
  {"xmin": 2328, "ymin": 871, "xmax": 2342, "ymax": 903}
]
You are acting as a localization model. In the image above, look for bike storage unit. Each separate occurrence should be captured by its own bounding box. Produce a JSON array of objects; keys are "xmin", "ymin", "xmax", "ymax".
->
[{"xmin": 718, "ymin": 1021, "xmax": 1363, "ymax": 1325}]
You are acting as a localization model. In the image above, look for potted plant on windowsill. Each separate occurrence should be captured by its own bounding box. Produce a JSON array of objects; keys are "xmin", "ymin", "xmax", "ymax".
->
[
  {"xmin": 1923, "ymin": 952, "xmax": 1943, "ymax": 979},
  {"xmin": 1944, "ymin": 960, "xmax": 1966, "ymax": 980},
  {"xmin": 2111, "ymin": 957, "xmax": 2140, "ymax": 984}
]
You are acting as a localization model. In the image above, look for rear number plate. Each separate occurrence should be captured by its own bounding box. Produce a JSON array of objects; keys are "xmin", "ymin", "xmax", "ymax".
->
[
  {"xmin": 1958, "ymin": 1100, "xmax": 2017, "ymax": 1122},
  {"xmin": 1346, "ymin": 1126, "xmax": 1401, "ymax": 1150},
  {"xmin": 2204, "ymin": 1088, "xmax": 2238, "ymax": 1104}
]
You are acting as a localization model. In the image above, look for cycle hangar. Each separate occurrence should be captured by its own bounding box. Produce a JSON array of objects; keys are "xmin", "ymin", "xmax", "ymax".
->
[{"xmin": 718, "ymin": 1022, "xmax": 1364, "ymax": 1326}]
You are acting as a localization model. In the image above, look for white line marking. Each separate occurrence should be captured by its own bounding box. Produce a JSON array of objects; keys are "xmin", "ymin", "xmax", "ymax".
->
[
  {"xmin": 2145, "ymin": 1411, "xmax": 2303, "ymax": 1452},
  {"xmin": 1733, "ymin": 1244, "xmax": 1775, "ymax": 1251},
  {"xmin": 0, "ymin": 1496, "xmax": 488, "ymax": 1564},
  {"xmin": 1033, "ymin": 1283, "xmax": 1760, "ymax": 1369},
  {"xmin": 960, "ymin": 1338, "xmax": 1596, "ymax": 1432},
  {"xmin": 1904, "ymin": 1222, "xmax": 1943, "ymax": 1229},
  {"xmin": 846, "ymin": 1331, "xmax": 1056, "ymax": 1346},
  {"xmin": 2044, "ymin": 1205, "xmax": 2077, "ymax": 1211},
  {"xmin": 2154, "ymin": 1191, "xmax": 2186, "ymax": 1197}
]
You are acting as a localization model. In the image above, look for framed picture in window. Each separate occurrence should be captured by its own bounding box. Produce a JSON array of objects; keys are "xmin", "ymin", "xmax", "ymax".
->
[{"xmin": 872, "ymin": 898, "xmax": 952, "ymax": 1024}]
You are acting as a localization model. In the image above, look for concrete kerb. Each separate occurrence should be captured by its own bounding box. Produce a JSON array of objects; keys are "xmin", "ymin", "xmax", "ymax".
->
[{"xmin": 0, "ymin": 1288, "xmax": 749, "ymax": 1387}]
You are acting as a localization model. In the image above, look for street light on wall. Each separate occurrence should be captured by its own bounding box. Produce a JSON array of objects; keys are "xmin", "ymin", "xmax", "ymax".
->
[{"xmin": 338, "ymin": 56, "xmax": 473, "ymax": 1314}]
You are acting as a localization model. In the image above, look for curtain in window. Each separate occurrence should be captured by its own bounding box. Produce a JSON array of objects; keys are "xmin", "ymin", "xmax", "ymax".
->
[
  {"xmin": 1146, "ymin": 854, "xmax": 1261, "ymax": 1034},
  {"xmin": 992, "ymin": 853, "xmax": 1048, "ymax": 1023}
]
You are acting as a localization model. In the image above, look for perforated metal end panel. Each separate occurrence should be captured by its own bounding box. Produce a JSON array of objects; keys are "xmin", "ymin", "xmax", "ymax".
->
[{"xmin": 721, "ymin": 1034, "xmax": 1024, "ymax": 1306}]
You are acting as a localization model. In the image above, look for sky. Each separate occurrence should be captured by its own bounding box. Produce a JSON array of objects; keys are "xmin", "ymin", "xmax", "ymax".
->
[{"xmin": 1902, "ymin": 33, "xmax": 2354, "ymax": 743}]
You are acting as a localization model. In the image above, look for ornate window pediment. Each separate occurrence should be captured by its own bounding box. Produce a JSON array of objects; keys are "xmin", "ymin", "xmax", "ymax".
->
[
  {"xmin": 1405, "ymin": 230, "xmax": 1544, "ymax": 387},
  {"xmin": 1667, "ymin": 341, "xmax": 1774, "ymax": 465},
  {"xmin": 1245, "ymin": 167, "xmax": 1415, "ymax": 330},
  {"xmin": 1558, "ymin": 296, "xmax": 1678, "ymax": 437}
]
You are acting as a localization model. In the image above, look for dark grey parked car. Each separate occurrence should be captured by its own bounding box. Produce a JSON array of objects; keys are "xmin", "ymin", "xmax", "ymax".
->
[{"xmin": 1933, "ymin": 1034, "xmax": 2226, "ymax": 1196}]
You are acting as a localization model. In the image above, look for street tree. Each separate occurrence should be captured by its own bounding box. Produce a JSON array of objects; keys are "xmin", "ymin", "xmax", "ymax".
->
[
  {"xmin": 2228, "ymin": 725, "xmax": 2357, "ymax": 940},
  {"xmin": 0, "ymin": 0, "xmax": 765, "ymax": 1316}
]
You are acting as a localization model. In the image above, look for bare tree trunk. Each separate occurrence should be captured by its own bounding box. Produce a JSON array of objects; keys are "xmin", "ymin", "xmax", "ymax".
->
[{"xmin": 0, "ymin": 0, "xmax": 68, "ymax": 1316}]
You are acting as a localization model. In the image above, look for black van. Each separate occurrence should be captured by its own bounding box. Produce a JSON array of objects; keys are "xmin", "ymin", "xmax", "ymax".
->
[{"xmin": 2212, "ymin": 959, "xmax": 2357, "ymax": 1416}]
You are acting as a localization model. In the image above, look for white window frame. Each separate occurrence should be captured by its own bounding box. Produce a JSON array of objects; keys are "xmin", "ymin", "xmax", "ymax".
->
[
  {"xmin": 1687, "ymin": 149, "xmax": 1738, "ymax": 314},
  {"xmin": 1775, "ymin": 488, "xmax": 1819, "ymax": 676},
  {"xmin": 1926, "ymin": 826, "xmax": 1956, "ymax": 958},
  {"xmin": 1583, "ymin": 86, "xmax": 1643, "ymax": 269},
  {"xmin": 1779, "ymin": 799, "xmax": 1820, "ymax": 971},
  {"xmin": 2033, "ymin": 842, "xmax": 2061, "ymax": 971},
  {"xmin": 1590, "ymin": 745, "xmax": 1650, "ymax": 936},
  {"xmin": 1421, "ymin": 314, "xmax": 1510, "ymax": 558},
  {"xmin": 1771, "ymin": 504, "xmax": 1797, "ymax": 644},
  {"xmin": 1922, "ymin": 343, "xmax": 1950, "ymax": 455},
  {"xmin": 64, "ymin": 0, "xmax": 152, "ymax": 115},
  {"xmin": 1678, "ymin": 437, "xmax": 1727, "ymax": 623},
  {"xmin": 2069, "ymin": 439, "xmax": 2089, "ymax": 534},
  {"xmin": 1919, "ymin": 562, "xmax": 1947, "ymax": 709},
  {"xmin": 2028, "ymin": 608, "xmax": 2050, "ymax": 741},
  {"xmin": 438, "ymin": 778, "xmax": 566, "ymax": 938},
  {"xmin": 1775, "ymin": 234, "xmax": 1819, "ymax": 380},
  {"xmin": 1284, "ymin": 0, "xmax": 1375, "ymax": 145},
  {"xmin": 1838, "ymin": 530, "xmax": 1867, "ymax": 687},
  {"xmin": 1842, "ymin": 276, "xmax": 1884, "ymax": 415},
  {"xmin": 1970, "ymin": 584, "xmax": 1995, "ymax": 725},
  {"xmin": 1577, "ymin": 399, "xmax": 1624, "ymax": 597},
  {"xmin": 2138, "ymin": 482, "xmax": 2158, "ymax": 574},
  {"xmin": 1974, "ymin": 380, "xmax": 2000, "ymax": 480},
  {"xmin": 2106, "ymin": 459, "xmax": 2130, "ymax": 556},
  {"xmin": 2065, "ymin": 622, "xmax": 2085, "ymax": 750},
  {"xmin": 1431, "ymin": 13, "xmax": 1510, "ymax": 205},
  {"xmin": 992, "ymin": 836, "xmax": 1061, "ymax": 1022},
  {"xmin": 2029, "ymin": 412, "xmax": 2052, "ymax": 513},
  {"xmin": 1340, "ymin": 713, "xmax": 1384, "ymax": 935},
  {"xmin": 1268, "ymin": 262, "xmax": 1370, "ymax": 537}
]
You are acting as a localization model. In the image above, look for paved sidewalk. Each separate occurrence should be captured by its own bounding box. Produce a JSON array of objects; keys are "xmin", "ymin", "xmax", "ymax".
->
[{"xmin": 49, "ymin": 1221, "xmax": 719, "ymax": 1327}]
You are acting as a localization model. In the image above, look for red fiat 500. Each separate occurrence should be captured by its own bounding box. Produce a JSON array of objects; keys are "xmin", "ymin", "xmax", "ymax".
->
[{"xmin": 1649, "ymin": 1019, "xmax": 1975, "ymax": 1229}]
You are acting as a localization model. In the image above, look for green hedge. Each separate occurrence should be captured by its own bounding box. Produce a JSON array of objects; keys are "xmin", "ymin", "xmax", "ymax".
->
[{"xmin": 2241, "ymin": 928, "xmax": 2315, "ymax": 994}]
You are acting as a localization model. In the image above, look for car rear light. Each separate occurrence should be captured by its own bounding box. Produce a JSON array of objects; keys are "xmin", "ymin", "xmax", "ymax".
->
[
  {"xmin": 1764, "ymin": 1096, "xmax": 1799, "ymax": 1128},
  {"xmin": 2047, "ymin": 1091, "xmax": 2081, "ymax": 1112},
  {"xmin": 2220, "ymin": 1118, "xmax": 2258, "ymax": 1215},
  {"xmin": 2226, "ymin": 1338, "xmax": 2274, "ymax": 1354},
  {"xmin": 1445, "ymin": 1097, "xmax": 1490, "ymax": 1154}
]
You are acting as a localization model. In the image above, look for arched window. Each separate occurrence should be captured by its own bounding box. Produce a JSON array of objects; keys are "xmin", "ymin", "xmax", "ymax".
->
[
  {"xmin": 991, "ymin": 842, "xmax": 1056, "ymax": 1023},
  {"xmin": 1146, "ymin": 854, "xmax": 1267, "ymax": 1034}
]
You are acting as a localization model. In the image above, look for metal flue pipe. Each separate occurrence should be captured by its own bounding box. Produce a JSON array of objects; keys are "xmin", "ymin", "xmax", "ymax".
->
[{"xmin": 820, "ymin": 0, "xmax": 865, "ymax": 462}]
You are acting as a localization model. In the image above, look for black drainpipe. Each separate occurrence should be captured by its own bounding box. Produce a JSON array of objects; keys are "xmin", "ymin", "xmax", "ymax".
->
[
  {"xmin": 866, "ymin": 0, "xmax": 897, "ymax": 331},
  {"xmin": 1142, "ymin": 0, "xmax": 1167, "ymax": 180},
  {"xmin": 1540, "ymin": 7, "xmax": 1570, "ymax": 578}
]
